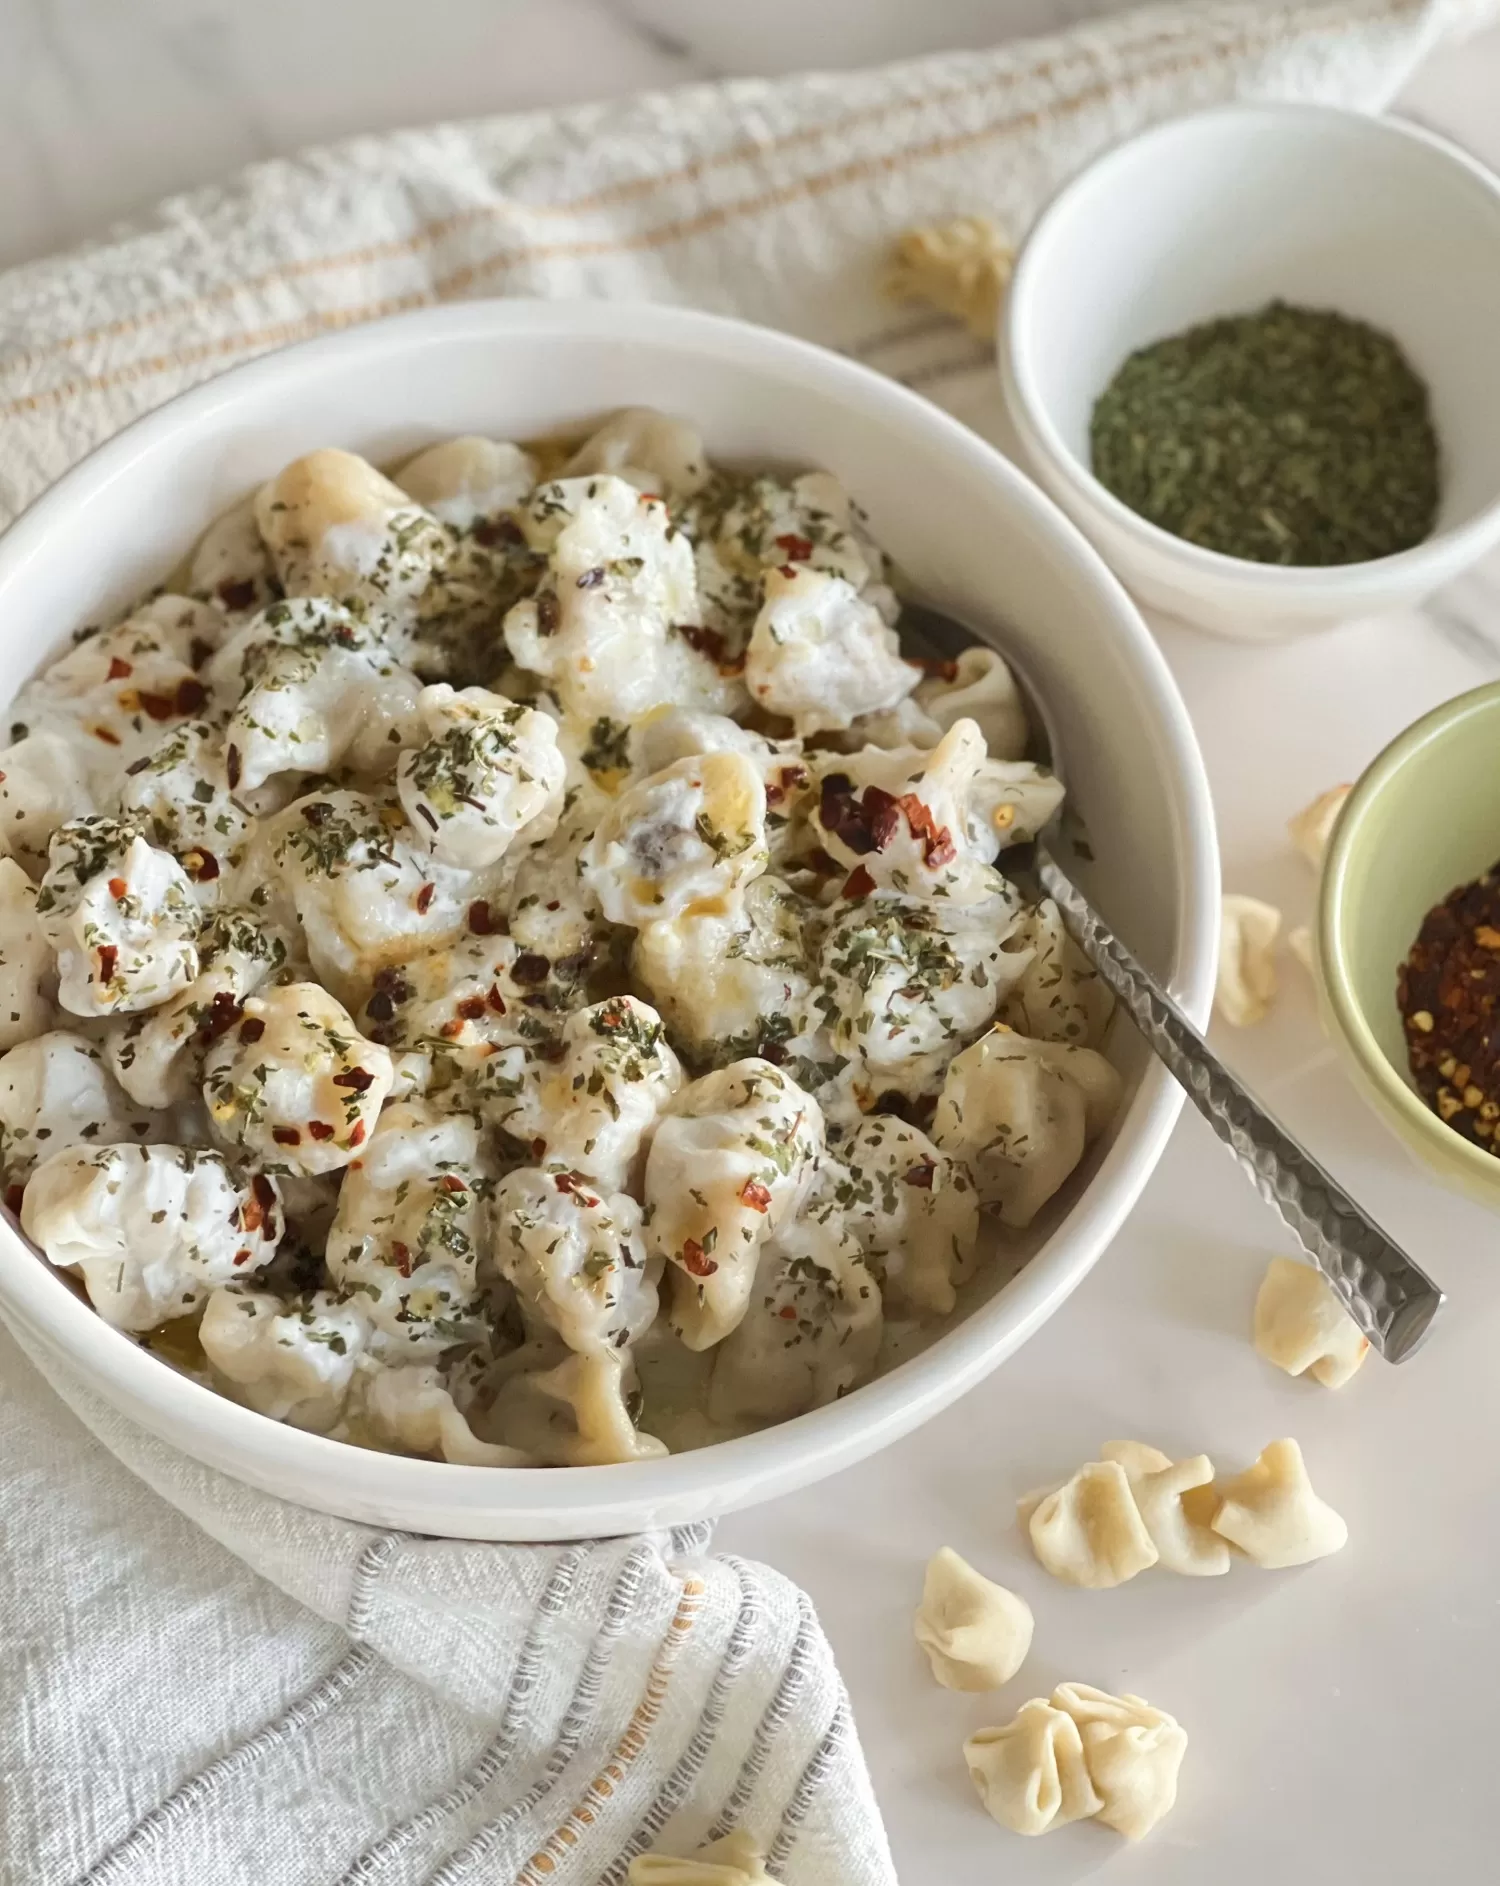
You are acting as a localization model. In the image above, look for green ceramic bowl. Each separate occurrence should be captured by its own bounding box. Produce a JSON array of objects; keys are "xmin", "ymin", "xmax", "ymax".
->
[{"xmin": 1319, "ymin": 680, "xmax": 1500, "ymax": 1205}]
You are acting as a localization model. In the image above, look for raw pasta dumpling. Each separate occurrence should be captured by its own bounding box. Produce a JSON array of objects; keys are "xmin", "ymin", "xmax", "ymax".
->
[
  {"xmin": 964, "ymin": 1700, "xmax": 1101, "ymax": 1837},
  {"xmin": 1098, "ymin": 1439, "xmax": 1229, "ymax": 1577},
  {"xmin": 1253, "ymin": 1254, "xmax": 1370, "ymax": 1388},
  {"xmin": 627, "ymin": 1830, "xmax": 780, "ymax": 1885},
  {"xmin": 914, "ymin": 1546, "xmax": 1033, "ymax": 1691},
  {"xmin": 1210, "ymin": 1438, "xmax": 1348, "ymax": 1568},
  {"xmin": 1022, "ymin": 1459, "xmax": 1159, "ymax": 1589},
  {"xmin": 22, "ymin": 1143, "xmax": 280, "ymax": 1330},
  {"xmin": 1050, "ymin": 1683, "xmax": 1188, "ymax": 1842}
]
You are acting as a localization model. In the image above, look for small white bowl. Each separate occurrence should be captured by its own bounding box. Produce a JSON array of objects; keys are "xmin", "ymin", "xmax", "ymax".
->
[
  {"xmin": 1000, "ymin": 103, "xmax": 1500, "ymax": 640},
  {"xmin": 0, "ymin": 300, "xmax": 1218, "ymax": 1540}
]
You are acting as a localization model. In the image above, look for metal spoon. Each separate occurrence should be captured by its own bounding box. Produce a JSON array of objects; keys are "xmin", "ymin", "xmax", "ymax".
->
[{"xmin": 898, "ymin": 598, "xmax": 1444, "ymax": 1364}]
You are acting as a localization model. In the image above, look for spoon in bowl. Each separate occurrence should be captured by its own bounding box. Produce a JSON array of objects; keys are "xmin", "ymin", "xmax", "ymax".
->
[{"xmin": 898, "ymin": 597, "xmax": 1444, "ymax": 1364}]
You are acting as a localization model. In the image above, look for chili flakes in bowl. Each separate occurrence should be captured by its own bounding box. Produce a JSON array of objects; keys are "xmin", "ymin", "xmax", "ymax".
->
[{"xmin": 1399, "ymin": 865, "xmax": 1500, "ymax": 1150}]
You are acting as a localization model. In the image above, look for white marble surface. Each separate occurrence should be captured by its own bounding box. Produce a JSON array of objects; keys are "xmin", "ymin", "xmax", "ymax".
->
[{"xmin": 8, "ymin": 3, "xmax": 1500, "ymax": 1881}]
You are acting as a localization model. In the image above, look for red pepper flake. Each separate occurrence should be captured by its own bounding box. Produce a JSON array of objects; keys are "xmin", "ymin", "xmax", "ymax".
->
[
  {"xmin": 175, "ymin": 678, "xmax": 208, "ymax": 715},
  {"xmin": 738, "ymin": 1176, "xmax": 773, "ymax": 1213},
  {"xmin": 392, "ymin": 1241, "xmax": 414, "ymax": 1277},
  {"xmin": 842, "ymin": 865, "xmax": 876, "ymax": 900},
  {"xmin": 272, "ymin": 1126, "xmax": 301, "ymax": 1146},
  {"xmin": 238, "ymin": 1016, "xmax": 265, "ymax": 1044},
  {"xmin": 545, "ymin": 899, "xmax": 561, "ymax": 913},
  {"xmin": 778, "ymin": 1304, "xmax": 799, "ymax": 1320},
  {"xmin": 3, "ymin": 1184, "xmax": 23, "ymax": 1215},
  {"xmin": 818, "ymin": 775, "xmax": 900, "ymax": 855},
  {"xmin": 232, "ymin": 1248, "xmax": 253, "ymax": 1266},
  {"xmin": 439, "ymin": 1018, "xmax": 465, "ymax": 1039},
  {"xmin": 97, "ymin": 944, "xmax": 119, "ymax": 984},
  {"xmin": 455, "ymin": 995, "xmax": 487, "ymax": 1021},
  {"xmin": 332, "ymin": 1066, "xmax": 375, "ymax": 1091},
  {"xmin": 1399, "ymin": 865, "xmax": 1500, "ymax": 1153},
  {"xmin": 183, "ymin": 848, "xmax": 220, "ymax": 882},
  {"xmin": 436, "ymin": 1174, "xmax": 467, "ymax": 1194},
  {"xmin": 903, "ymin": 1156, "xmax": 937, "ymax": 1190},
  {"xmin": 415, "ymin": 882, "xmax": 436, "ymax": 915},
  {"xmin": 307, "ymin": 1121, "xmax": 336, "ymax": 1142},
  {"xmin": 774, "ymin": 532, "xmax": 814, "ymax": 561},
  {"xmin": 226, "ymin": 744, "xmax": 242, "ymax": 789},
  {"xmin": 107, "ymin": 656, "xmax": 133, "ymax": 680},
  {"xmin": 217, "ymin": 578, "xmax": 257, "ymax": 612},
  {"xmin": 776, "ymin": 564, "xmax": 799, "ymax": 579},
  {"xmin": 896, "ymin": 792, "xmax": 956, "ymax": 868},
  {"xmin": 912, "ymin": 655, "xmax": 959, "ymax": 682},
  {"xmin": 138, "ymin": 690, "xmax": 178, "ymax": 722},
  {"xmin": 531, "ymin": 1137, "xmax": 548, "ymax": 1159},
  {"xmin": 512, "ymin": 952, "xmax": 550, "ymax": 986},
  {"xmin": 486, "ymin": 984, "xmax": 507, "ymax": 1015},
  {"xmin": 252, "ymin": 1174, "xmax": 277, "ymax": 1213},
  {"xmin": 468, "ymin": 899, "xmax": 503, "ymax": 935},
  {"xmin": 347, "ymin": 1120, "xmax": 366, "ymax": 1148},
  {"xmin": 677, "ymin": 623, "xmax": 728, "ymax": 664},
  {"xmin": 107, "ymin": 876, "xmax": 128, "ymax": 899},
  {"xmin": 198, "ymin": 991, "xmax": 243, "ymax": 1042},
  {"xmin": 681, "ymin": 1237, "xmax": 718, "ymax": 1278},
  {"xmin": 93, "ymin": 726, "xmax": 122, "ymax": 746}
]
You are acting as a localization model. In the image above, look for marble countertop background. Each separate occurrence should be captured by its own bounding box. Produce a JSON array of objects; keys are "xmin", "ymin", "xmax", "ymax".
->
[{"xmin": 7, "ymin": 3, "xmax": 1500, "ymax": 1882}]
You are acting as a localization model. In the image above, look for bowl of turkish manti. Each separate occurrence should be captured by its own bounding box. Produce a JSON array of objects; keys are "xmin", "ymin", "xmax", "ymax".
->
[{"xmin": 0, "ymin": 300, "xmax": 1216, "ymax": 1540}]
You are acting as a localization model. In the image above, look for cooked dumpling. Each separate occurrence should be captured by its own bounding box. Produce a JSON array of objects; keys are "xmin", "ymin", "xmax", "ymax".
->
[
  {"xmin": 324, "ymin": 1099, "xmax": 488, "ymax": 1356},
  {"xmin": 0, "ymin": 729, "xmax": 94, "ymax": 873},
  {"xmin": 915, "ymin": 645, "xmax": 1028, "ymax": 760},
  {"xmin": 22, "ymin": 1142, "xmax": 280, "ymax": 1331},
  {"xmin": 0, "ymin": 1030, "xmax": 166, "ymax": 1188},
  {"xmin": 914, "ymin": 1546, "xmax": 1033, "ymax": 1691},
  {"xmin": 831, "ymin": 1117, "xmax": 979, "ymax": 1317},
  {"xmin": 37, "ymin": 817, "xmax": 201, "ymax": 1018},
  {"xmin": 395, "ymin": 436, "xmax": 538, "ymax": 527},
  {"xmin": 397, "ymin": 683, "xmax": 565, "ymax": 870},
  {"xmin": 354, "ymin": 1362, "xmax": 528, "ymax": 1466},
  {"xmin": 964, "ymin": 1699, "xmax": 1101, "ymax": 1837},
  {"xmin": 199, "ymin": 1285, "xmax": 371, "ymax": 1429},
  {"xmin": 115, "ymin": 719, "xmax": 255, "ymax": 905},
  {"xmin": 745, "ymin": 564, "xmax": 916, "ymax": 737},
  {"xmin": 486, "ymin": 1345, "xmax": 665, "ymax": 1466},
  {"xmin": 0, "ymin": 859, "xmax": 56, "ymax": 1050},
  {"xmin": 563, "ymin": 407, "xmax": 709, "ymax": 503},
  {"xmin": 1253, "ymin": 1255, "xmax": 1370, "ymax": 1388},
  {"xmin": 707, "ymin": 1212, "xmax": 881, "ymax": 1425},
  {"xmin": 582, "ymin": 752, "xmax": 768, "ymax": 927},
  {"xmin": 999, "ymin": 899, "xmax": 1112, "ymax": 1047},
  {"xmin": 203, "ymin": 981, "xmax": 393, "ymax": 1177},
  {"xmin": 932, "ymin": 1026, "xmax": 1121, "ymax": 1228},
  {"xmin": 644, "ymin": 1059, "xmax": 823, "ymax": 1350}
]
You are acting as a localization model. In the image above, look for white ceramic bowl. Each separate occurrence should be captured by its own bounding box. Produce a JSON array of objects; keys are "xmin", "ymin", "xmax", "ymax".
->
[
  {"xmin": 1000, "ymin": 103, "xmax": 1500, "ymax": 640},
  {"xmin": 0, "ymin": 300, "xmax": 1218, "ymax": 1539}
]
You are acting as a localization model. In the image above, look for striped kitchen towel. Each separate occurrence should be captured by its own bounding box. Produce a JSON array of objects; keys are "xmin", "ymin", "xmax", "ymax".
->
[{"xmin": 0, "ymin": 4, "xmax": 1491, "ymax": 1883}]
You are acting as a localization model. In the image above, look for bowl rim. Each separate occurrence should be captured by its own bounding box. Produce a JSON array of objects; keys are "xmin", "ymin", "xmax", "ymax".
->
[
  {"xmin": 0, "ymin": 296, "xmax": 1220, "ymax": 1531},
  {"xmin": 1319, "ymin": 677, "xmax": 1500, "ymax": 1188},
  {"xmin": 1001, "ymin": 100, "xmax": 1500, "ymax": 593}
]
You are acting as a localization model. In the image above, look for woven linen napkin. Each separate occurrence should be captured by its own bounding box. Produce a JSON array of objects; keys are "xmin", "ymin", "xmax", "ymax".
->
[{"xmin": 1, "ymin": 5, "xmax": 1491, "ymax": 1883}]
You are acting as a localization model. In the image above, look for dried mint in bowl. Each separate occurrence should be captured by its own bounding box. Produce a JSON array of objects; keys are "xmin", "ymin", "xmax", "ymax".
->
[{"xmin": 1089, "ymin": 299, "xmax": 1440, "ymax": 566}]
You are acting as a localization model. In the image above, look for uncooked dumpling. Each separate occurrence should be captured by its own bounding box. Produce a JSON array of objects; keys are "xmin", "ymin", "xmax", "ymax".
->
[
  {"xmin": 1023, "ymin": 1459, "xmax": 1158, "ymax": 1589},
  {"xmin": 1099, "ymin": 1440, "xmax": 1230, "ymax": 1577},
  {"xmin": 1051, "ymin": 1682, "xmax": 1188, "ymax": 1841},
  {"xmin": 914, "ymin": 1546, "xmax": 1034, "ymax": 1691},
  {"xmin": 964, "ymin": 1699, "xmax": 1102, "ymax": 1836},
  {"xmin": 627, "ymin": 1829, "xmax": 779, "ymax": 1884},
  {"xmin": 1254, "ymin": 1255, "xmax": 1370, "ymax": 1389},
  {"xmin": 1210, "ymin": 1438, "xmax": 1348, "ymax": 1569}
]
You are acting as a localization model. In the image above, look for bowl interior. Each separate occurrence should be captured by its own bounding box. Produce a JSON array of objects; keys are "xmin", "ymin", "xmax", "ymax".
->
[
  {"xmin": 1323, "ymin": 682, "xmax": 1500, "ymax": 1174},
  {"xmin": 0, "ymin": 302, "xmax": 1217, "ymax": 1535},
  {"xmin": 1013, "ymin": 105, "xmax": 1500, "ymax": 543}
]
